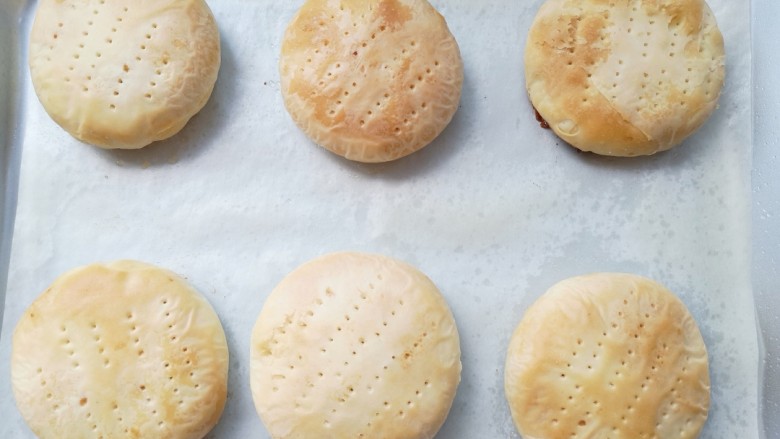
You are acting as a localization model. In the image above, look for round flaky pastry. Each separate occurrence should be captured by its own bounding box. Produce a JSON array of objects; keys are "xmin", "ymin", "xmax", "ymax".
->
[
  {"xmin": 505, "ymin": 273, "xmax": 710, "ymax": 438},
  {"xmin": 250, "ymin": 252, "xmax": 461, "ymax": 438},
  {"xmin": 525, "ymin": 0, "xmax": 725, "ymax": 156},
  {"xmin": 28, "ymin": 0, "xmax": 220, "ymax": 149},
  {"xmin": 279, "ymin": 0, "xmax": 463, "ymax": 163},
  {"xmin": 11, "ymin": 261, "xmax": 229, "ymax": 439}
]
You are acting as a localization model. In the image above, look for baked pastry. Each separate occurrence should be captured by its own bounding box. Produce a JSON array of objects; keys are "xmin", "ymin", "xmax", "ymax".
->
[
  {"xmin": 250, "ymin": 252, "xmax": 461, "ymax": 438},
  {"xmin": 525, "ymin": 0, "xmax": 725, "ymax": 156},
  {"xmin": 279, "ymin": 0, "xmax": 463, "ymax": 163},
  {"xmin": 28, "ymin": 0, "xmax": 220, "ymax": 149},
  {"xmin": 11, "ymin": 261, "xmax": 228, "ymax": 439},
  {"xmin": 505, "ymin": 273, "xmax": 710, "ymax": 438}
]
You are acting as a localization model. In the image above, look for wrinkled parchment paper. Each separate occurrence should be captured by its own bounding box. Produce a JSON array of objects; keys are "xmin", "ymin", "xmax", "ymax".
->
[{"xmin": 0, "ymin": 0, "xmax": 756, "ymax": 437}]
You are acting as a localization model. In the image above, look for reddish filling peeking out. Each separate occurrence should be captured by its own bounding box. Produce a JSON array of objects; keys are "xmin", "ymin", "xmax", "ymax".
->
[{"xmin": 534, "ymin": 107, "xmax": 550, "ymax": 129}]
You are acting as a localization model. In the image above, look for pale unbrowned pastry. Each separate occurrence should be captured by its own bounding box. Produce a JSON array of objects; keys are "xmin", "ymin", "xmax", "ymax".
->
[
  {"xmin": 250, "ymin": 252, "xmax": 461, "ymax": 438},
  {"xmin": 280, "ymin": 0, "xmax": 463, "ymax": 163},
  {"xmin": 28, "ymin": 0, "xmax": 220, "ymax": 149},
  {"xmin": 525, "ymin": 0, "xmax": 725, "ymax": 156},
  {"xmin": 505, "ymin": 273, "xmax": 710, "ymax": 438},
  {"xmin": 11, "ymin": 261, "xmax": 228, "ymax": 439}
]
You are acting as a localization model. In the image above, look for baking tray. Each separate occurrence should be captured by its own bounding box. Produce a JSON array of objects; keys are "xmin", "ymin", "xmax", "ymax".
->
[
  {"xmin": 0, "ymin": 0, "xmax": 775, "ymax": 437},
  {"xmin": 752, "ymin": 0, "xmax": 780, "ymax": 437},
  {"xmin": 0, "ymin": 0, "xmax": 25, "ymax": 336}
]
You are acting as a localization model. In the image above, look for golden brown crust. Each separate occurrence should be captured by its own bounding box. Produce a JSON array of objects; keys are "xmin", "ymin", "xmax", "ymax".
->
[
  {"xmin": 11, "ymin": 261, "xmax": 228, "ymax": 439},
  {"xmin": 504, "ymin": 273, "xmax": 710, "ymax": 438},
  {"xmin": 525, "ymin": 0, "xmax": 725, "ymax": 156},
  {"xmin": 250, "ymin": 252, "xmax": 461, "ymax": 438},
  {"xmin": 29, "ymin": 0, "xmax": 220, "ymax": 149},
  {"xmin": 280, "ymin": 0, "xmax": 463, "ymax": 163}
]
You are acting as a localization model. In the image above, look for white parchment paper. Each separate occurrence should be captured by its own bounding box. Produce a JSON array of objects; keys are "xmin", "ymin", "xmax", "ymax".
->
[{"xmin": 0, "ymin": 0, "xmax": 757, "ymax": 437}]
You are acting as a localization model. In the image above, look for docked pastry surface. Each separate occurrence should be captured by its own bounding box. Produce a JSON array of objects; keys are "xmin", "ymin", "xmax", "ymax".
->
[
  {"xmin": 525, "ymin": 0, "xmax": 725, "ymax": 156},
  {"xmin": 250, "ymin": 252, "xmax": 461, "ymax": 438},
  {"xmin": 280, "ymin": 0, "xmax": 463, "ymax": 163},
  {"xmin": 28, "ymin": 0, "xmax": 220, "ymax": 149},
  {"xmin": 505, "ymin": 273, "xmax": 710, "ymax": 438},
  {"xmin": 11, "ymin": 261, "xmax": 228, "ymax": 439}
]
